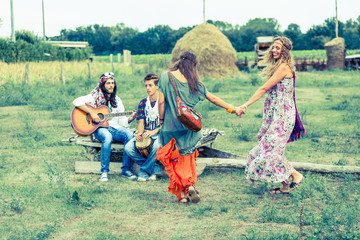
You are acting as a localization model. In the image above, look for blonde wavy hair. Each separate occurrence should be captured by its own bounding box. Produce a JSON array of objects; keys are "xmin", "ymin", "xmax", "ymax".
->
[{"xmin": 259, "ymin": 36, "xmax": 296, "ymax": 79}]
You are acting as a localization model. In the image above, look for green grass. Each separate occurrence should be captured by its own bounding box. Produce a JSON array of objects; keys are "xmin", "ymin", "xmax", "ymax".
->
[
  {"xmin": 1, "ymin": 62, "xmax": 360, "ymax": 239},
  {"xmin": 94, "ymin": 49, "xmax": 360, "ymax": 65}
]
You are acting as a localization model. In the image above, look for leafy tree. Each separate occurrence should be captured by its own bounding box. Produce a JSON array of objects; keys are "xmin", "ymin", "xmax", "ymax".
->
[
  {"xmin": 283, "ymin": 24, "xmax": 303, "ymax": 50},
  {"xmin": 110, "ymin": 23, "xmax": 139, "ymax": 53},
  {"xmin": 343, "ymin": 18, "xmax": 360, "ymax": 49},
  {"xmin": 206, "ymin": 20, "xmax": 234, "ymax": 32},
  {"xmin": 15, "ymin": 30, "xmax": 38, "ymax": 44},
  {"xmin": 238, "ymin": 18, "xmax": 281, "ymax": 51}
]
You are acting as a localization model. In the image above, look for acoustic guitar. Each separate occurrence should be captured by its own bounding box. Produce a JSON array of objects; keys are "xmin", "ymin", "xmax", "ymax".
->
[{"xmin": 71, "ymin": 104, "xmax": 134, "ymax": 137}]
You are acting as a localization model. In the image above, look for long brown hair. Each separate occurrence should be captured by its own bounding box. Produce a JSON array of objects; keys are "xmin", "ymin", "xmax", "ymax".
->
[
  {"xmin": 171, "ymin": 51, "xmax": 201, "ymax": 94},
  {"xmin": 99, "ymin": 74, "xmax": 117, "ymax": 108},
  {"xmin": 260, "ymin": 36, "xmax": 295, "ymax": 79}
]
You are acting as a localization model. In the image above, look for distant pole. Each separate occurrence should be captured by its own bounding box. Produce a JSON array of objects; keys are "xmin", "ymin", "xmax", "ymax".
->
[
  {"xmin": 60, "ymin": 63, "xmax": 65, "ymax": 84},
  {"xmin": 335, "ymin": 0, "xmax": 338, "ymax": 38},
  {"xmin": 42, "ymin": 0, "xmax": 46, "ymax": 41},
  {"xmin": 10, "ymin": 0, "xmax": 15, "ymax": 42},
  {"xmin": 203, "ymin": 0, "xmax": 206, "ymax": 23},
  {"xmin": 24, "ymin": 63, "xmax": 29, "ymax": 84}
]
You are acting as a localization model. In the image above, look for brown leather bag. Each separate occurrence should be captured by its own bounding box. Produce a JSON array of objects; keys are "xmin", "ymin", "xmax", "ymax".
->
[{"xmin": 168, "ymin": 72, "xmax": 202, "ymax": 132}]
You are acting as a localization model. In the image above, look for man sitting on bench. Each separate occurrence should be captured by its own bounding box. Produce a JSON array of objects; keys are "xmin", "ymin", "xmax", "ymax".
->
[
  {"xmin": 73, "ymin": 72, "xmax": 137, "ymax": 181},
  {"xmin": 124, "ymin": 73, "xmax": 161, "ymax": 182}
]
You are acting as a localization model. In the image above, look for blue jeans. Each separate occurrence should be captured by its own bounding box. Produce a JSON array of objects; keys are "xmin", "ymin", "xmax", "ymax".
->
[
  {"xmin": 124, "ymin": 135, "xmax": 160, "ymax": 179},
  {"xmin": 94, "ymin": 126, "xmax": 134, "ymax": 173}
]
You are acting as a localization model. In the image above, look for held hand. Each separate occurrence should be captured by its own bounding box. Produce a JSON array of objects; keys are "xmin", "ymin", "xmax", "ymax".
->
[
  {"xmin": 235, "ymin": 106, "xmax": 246, "ymax": 118},
  {"xmin": 135, "ymin": 134, "xmax": 143, "ymax": 142}
]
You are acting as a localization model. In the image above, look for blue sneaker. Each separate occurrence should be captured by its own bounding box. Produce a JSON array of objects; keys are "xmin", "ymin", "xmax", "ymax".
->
[{"xmin": 122, "ymin": 170, "xmax": 137, "ymax": 180}]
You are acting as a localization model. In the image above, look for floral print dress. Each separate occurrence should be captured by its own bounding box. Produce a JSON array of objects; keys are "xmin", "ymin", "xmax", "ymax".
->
[{"xmin": 245, "ymin": 77, "xmax": 296, "ymax": 183}]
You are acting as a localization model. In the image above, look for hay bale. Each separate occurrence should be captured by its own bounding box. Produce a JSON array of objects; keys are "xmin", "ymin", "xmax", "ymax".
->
[
  {"xmin": 325, "ymin": 37, "xmax": 345, "ymax": 70},
  {"xmin": 171, "ymin": 23, "xmax": 239, "ymax": 79}
]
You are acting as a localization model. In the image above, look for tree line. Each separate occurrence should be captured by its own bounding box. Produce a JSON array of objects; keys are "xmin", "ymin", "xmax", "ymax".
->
[
  {"xmin": 50, "ymin": 17, "xmax": 360, "ymax": 55},
  {"xmin": 0, "ymin": 31, "xmax": 91, "ymax": 63}
]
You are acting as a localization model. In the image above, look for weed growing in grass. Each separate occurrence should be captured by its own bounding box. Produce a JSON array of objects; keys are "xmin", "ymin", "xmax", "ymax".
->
[
  {"xmin": 188, "ymin": 205, "xmax": 213, "ymax": 219},
  {"xmin": 43, "ymin": 159, "xmax": 69, "ymax": 198},
  {"xmin": 194, "ymin": 101, "xmax": 219, "ymax": 119},
  {"xmin": 220, "ymin": 206, "xmax": 229, "ymax": 213},
  {"xmin": 0, "ymin": 82, "xmax": 33, "ymax": 106},
  {"xmin": 9, "ymin": 198, "xmax": 26, "ymax": 214},
  {"xmin": 33, "ymin": 223, "xmax": 57, "ymax": 240},
  {"xmin": 15, "ymin": 112, "xmax": 48, "ymax": 147},
  {"xmin": 211, "ymin": 82, "xmax": 224, "ymax": 92},
  {"xmin": 259, "ymin": 196, "xmax": 289, "ymax": 223},
  {"xmin": 250, "ymin": 75, "xmax": 260, "ymax": 86},
  {"xmin": 254, "ymin": 113, "xmax": 262, "ymax": 118},
  {"xmin": 1, "ymin": 198, "xmax": 26, "ymax": 216},
  {"xmin": 243, "ymin": 227, "xmax": 299, "ymax": 240},
  {"xmin": 231, "ymin": 122, "xmax": 257, "ymax": 142},
  {"xmin": 334, "ymin": 159, "xmax": 348, "ymax": 166}
]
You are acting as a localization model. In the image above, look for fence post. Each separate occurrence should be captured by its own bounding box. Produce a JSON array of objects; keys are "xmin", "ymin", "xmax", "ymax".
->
[
  {"xmin": 131, "ymin": 60, "xmax": 134, "ymax": 75},
  {"xmin": 60, "ymin": 63, "xmax": 65, "ymax": 84},
  {"xmin": 87, "ymin": 62, "xmax": 91, "ymax": 79},
  {"xmin": 117, "ymin": 53, "xmax": 121, "ymax": 64},
  {"xmin": 24, "ymin": 62, "xmax": 29, "ymax": 84},
  {"xmin": 110, "ymin": 54, "xmax": 114, "ymax": 72},
  {"xmin": 123, "ymin": 50, "xmax": 131, "ymax": 66}
]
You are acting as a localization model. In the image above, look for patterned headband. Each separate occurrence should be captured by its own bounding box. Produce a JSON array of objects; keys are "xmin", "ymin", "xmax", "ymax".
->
[
  {"xmin": 275, "ymin": 39, "xmax": 290, "ymax": 50},
  {"xmin": 99, "ymin": 72, "xmax": 115, "ymax": 84}
]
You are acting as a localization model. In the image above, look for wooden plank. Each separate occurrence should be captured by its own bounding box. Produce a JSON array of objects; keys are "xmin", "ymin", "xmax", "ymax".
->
[
  {"xmin": 75, "ymin": 139, "xmax": 124, "ymax": 149},
  {"xmin": 196, "ymin": 158, "xmax": 360, "ymax": 173},
  {"xmin": 75, "ymin": 161, "xmax": 207, "ymax": 176}
]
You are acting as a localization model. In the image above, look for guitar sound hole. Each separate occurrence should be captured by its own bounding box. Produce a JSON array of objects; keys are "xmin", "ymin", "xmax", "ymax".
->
[
  {"xmin": 98, "ymin": 113, "xmax": 104, "ymax": 120},
  {"xmin": 86, "ymin": 114, "xmax": 90, "ymax": 124}
]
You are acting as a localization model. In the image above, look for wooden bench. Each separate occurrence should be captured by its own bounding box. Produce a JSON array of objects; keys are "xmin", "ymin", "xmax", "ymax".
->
[{"xmin": 65, "ymin": 128, "xmax": 228, "ymax": 176}]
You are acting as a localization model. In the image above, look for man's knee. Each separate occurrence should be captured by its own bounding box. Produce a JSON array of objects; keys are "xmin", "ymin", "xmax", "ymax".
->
[
  {"xmin": 152, "ymin": 139, "xmax": 160, "ymax": 151},
  {"xmin": 103, "ymin": 133, "xmax": 113, "ymax": 143},
  {"xmin": 124, "ymin": 138, "xmax": 136, "ymax": 155}
]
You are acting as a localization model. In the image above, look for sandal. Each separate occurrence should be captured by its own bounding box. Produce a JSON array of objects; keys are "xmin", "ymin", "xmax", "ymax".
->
[
  {"xmin": 188, "ymin": 186, "xmax": 200, "ymax": 203},
  {"xmin": 270, "ymin": 187, "xmax": 289, "ymax": 195},
  {"xmin": 289, "ymin": 177, "xmax": 304, "ymax": 192}
]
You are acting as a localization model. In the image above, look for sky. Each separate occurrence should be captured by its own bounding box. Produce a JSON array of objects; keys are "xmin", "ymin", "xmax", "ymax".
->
[{"xmin": 0, "ymin": 0, "xmax": 359, "ymax": 38}]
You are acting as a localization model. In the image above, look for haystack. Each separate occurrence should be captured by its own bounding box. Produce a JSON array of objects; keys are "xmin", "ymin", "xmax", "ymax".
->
[
  {"xmin": 171, "ymin": 23, "xmax": 239, "ymax": 79},
  {"xmin": 325, "ymin": 37, "xmax": 345, "ymax": 70}
]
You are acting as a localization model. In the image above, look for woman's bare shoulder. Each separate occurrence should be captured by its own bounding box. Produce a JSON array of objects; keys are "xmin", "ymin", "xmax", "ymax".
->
[{"xmin": 278, "ymin": 63, "xmax": 293, "ymax": 78}]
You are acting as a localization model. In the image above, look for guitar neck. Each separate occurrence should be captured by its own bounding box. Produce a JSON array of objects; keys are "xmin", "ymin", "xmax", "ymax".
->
[{"xmin": 104, "ymin": 111, "xmax": 133, "ymax": 119}]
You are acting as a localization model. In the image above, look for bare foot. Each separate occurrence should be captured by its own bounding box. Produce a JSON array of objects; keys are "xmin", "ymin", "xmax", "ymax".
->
[{"xmin": 179, "ymin": 197, "xmax": 188, "ymax": 204}]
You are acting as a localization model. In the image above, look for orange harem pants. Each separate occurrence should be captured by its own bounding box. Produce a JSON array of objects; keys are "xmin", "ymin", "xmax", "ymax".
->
[{"xmin": 156, "ymin": 138, "xmax": 198, "ymax": 201}]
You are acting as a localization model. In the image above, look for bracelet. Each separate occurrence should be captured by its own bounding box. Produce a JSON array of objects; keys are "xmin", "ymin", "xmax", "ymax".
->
[
  {"xmin": 226, "ymin": 105, "xmax": 235, "ymax": 113},
  {"xmin": 240, "ymin": 104, "xmax": 248, "ymax": 113}
]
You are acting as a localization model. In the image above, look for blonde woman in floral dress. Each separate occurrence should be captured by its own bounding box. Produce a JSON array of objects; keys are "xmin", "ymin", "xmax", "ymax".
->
[{"xmin": 236, "ymin": 37, "xmax": 305, "ymax": 194}]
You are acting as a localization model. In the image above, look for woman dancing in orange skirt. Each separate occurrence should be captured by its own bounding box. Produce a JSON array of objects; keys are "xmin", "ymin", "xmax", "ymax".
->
[{"xmin": 157, "ymin": 51, "xmax": 239, "ymax": 203}]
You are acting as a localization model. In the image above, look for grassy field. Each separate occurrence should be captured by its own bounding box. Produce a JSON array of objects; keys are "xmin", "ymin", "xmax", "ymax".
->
[
  {"xmin": 94, "ymin": 49, "xmax": 360, "ymax": 64},
  {"xmin": 0, "ymin": 59, "xmax": 360, "ymax": 239}
]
